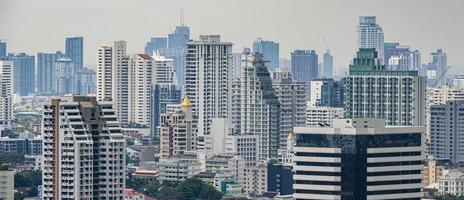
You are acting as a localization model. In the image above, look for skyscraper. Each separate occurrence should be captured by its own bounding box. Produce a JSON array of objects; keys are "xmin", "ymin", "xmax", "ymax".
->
[
  {"xmin": 344, "ymin": 48, "xmax": 426, "ymax": 126},
  {"xmin": 293, "ymin": 118, "xmax": 424, "ymax": 200},
  {"xmin": 232, "ymin": 52, "xmax": 281, "ymax": 161},
  {"xmin": 65, "ymin": 37, "xmax": 84, "ymax": 72},
  {"xmin": 184, "ymin": 35, "xmax": 232, "ymax": 148},
  {"xmin": 357, "ymin": 16, "xmax": 384, "ymax": 61},
  {"xmin": 322, "ymin": 50, "xmax": 333, "ymax": 78},
  {"xmin": 144, "ymin": 37, "xmax": 167, "ymax": 55},
  {"xmin": 253, "ymin": 38, "xmax": 279, "ymax": 70},
  {"xmin": 384, "ymin": 42, "xmax": 411, "ymax": 70},
  {"xmin": 37, "ymin": 51, "xmax": 65, "ymax": 94},
  {"xmin": 7, "ymin": 53, "xmax": 35, "ymax": 96},
  {"xmin": 127, "ymin": 54, "xmax": 153, "ymax": 127},
  {"xmin": 76, "ymin": 68, "xmax": 96, "ymax": 95},
  {"xmin": 427, "ymin": 49, "xmax": 448, "ymax": 87},
  {"xmin": 0, "ymin": 40, "xmax": 6, "ymax": 60},
  {"xmin": 271, "ymin": 68, "xmax": 306, "ymax": 149},
  {"xmin": 168, "ymin": 25, "xmax": 190, "ymax": 48},
  {"xmin": 291, "ymin": 50, "xmax": 318, "ymax": 97},
  {"xmin": 54, "ymin": 58, "xmax": 75, "ymax": 95},
  {"xmin": 309, "ymin": 78, "xmax": 344, "ymax": 108},
  {"xmin": 42, "ymin": 96, "xmax": 125, "ymax": 199},
  {"xmin": 0, "ymin": 61, "xmax": 14, "ymax": 131},
  {"xmin": 159, "ymin": 97, "xmax": 197, "ymax": 158}
]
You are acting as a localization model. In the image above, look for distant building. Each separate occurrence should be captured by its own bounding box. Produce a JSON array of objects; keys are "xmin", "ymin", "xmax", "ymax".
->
[
  {"xmin": 76, "ymin": 68, "xmax": 96, "ymax": 95},
  {"xmin": 144, "ymin": 37, "xmax": 167, "ymax": 55},
  {"xmin": 422, "ymin": 157, "xmax": 443, "ymax": 187},
  {"xmin": 0, "ymin": 137, "xmax": 42, "ymax": 155},
  {"xmin": 305, "ymin": 106, "xmax": 343, "ymax": 126},
  {"xmin": 426, "ymin": 49, "xmax": 448, "ymax": 87},
  {"xmin": 0, "ymin": 61, "xmax": 13, "ymax": 129},
  {"xmin": 127, "ymin": 54, "xmax": 153, "ymax": 126},
  {"xmin": 0, "ymin": 170, "xmax": 13, "ymax": 200},
  {"xmin": 454, "ymin": 75, "xmax": 464, "ymax": 89},
  {"xmin": 54, "ymin": 58, "xmax": 75, "ymax": 95},
  {"xmin": 309, "ymin": 78, "xmax": 344, "ymax": 108},
  {"xmin": 253, "ymin": 38, "xmax": 279, "ymax": 70},
  {"xmin": 291, "ymin": 50, "xmax": 318, "ymax": 97},
  {"xmin": 293, "ymin": 118, "xmax": 424, "ymax": 200},
  {"xmin": 205, "ymin": 154, "xmax": 245, "ymax": 185},
  {"xmin": 168, "ymin": 25, "xmax": 190, "ymax": 48},
  {"xmin": 357, "ymin": 16, "xmax": 384, "ymax": 61},
  {"xmin": 65, "ymin": 36, "xmax": 84, "ymax": 72},
  {"xmin": 7, "ymin": 53, "xmax": 35, "ymax": 96},
  {"xmin": 226, "ymin": 134, "xmax": 260, "ymax": 166},
  {"xmin": 149, "ymin": 84, "xmax": 180, "ymax": 143},
  {"xmin": 37, "ymin": 51, "xmax": 66, "ymax": 94},
  {"xmin": 158, "ymin": 154, "xmax": 201, "ymax": 182},
  {"xmin": 384, "ymin": 42, "xmax": 411, "ymax": 70},
  {"xmin": 438, "ymin": 169, "xmax": 464, "ymax": 196},
  {"xmin": 42, "ymin": 96, "xmax": 125, "ymax": 199},
  {"xmin": 0, "ymin": 40, "xmax": 6, "ymax": 60},
  {"xmin": 322, "ymin": 50, "xmax": 333, "ymax": 78}
]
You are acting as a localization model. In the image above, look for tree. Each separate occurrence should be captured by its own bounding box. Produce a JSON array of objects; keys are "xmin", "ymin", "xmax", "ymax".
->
[{"xmin": 175, "ymin": 177, "xmax": 223, "ymax": 200}]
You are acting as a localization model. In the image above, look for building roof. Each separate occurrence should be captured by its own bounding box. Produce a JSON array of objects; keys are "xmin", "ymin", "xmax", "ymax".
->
[
  {"xmin": 124, "ymin": 189, "xmax": 145, "ymax": 197},
  {"xmin": 137, "ymin": 54, "xmax": 154, "ymax": 60}
]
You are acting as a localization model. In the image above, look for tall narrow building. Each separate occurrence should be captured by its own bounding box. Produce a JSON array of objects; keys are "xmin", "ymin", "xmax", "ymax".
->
[
  {"xmin": 357, "ymin": 16, "xmax": 384, "ymax": 61},
  {"xmin": 54, "ymin": 58, "xmax": 75, "ymax": 95},
  {"xmin": 7, "ymin": 53, "xmax": 35, "ymax": 96},
  {"xmin": 232, "ymin": 52, "xmax": 281, "ymax": 161},
  {"xmin": 427, "ymin": 49, "xmax": 448, "ymax": 87},
  {"xmin": 184, "ymin": 35, "xmax": 232, "ymax": 148},
  {"xmin": 291, "ymin": 50, "xmax": 318, "ymax": 98},
  {"xmin": 0, "ymin": 61, "xmax": 14, "ymax": 133},
  {"xmin": 271, "ymin": 68, "xmax": 306, "ymax": 149},
  {"xmin": 37, "ymin": 51, "xmax": 65, "ymax": 94},
  {"xmin": 0, "ymin": 40, "xmax": 6, "ymax": 60},
  {"xmin": 42, "ymin": 96, "xmax": 125, "ymax": 199},
  {"xmin": 344, "ymin": 48, "xmax": 426, "ymax": 126},
  {"xmin": 253, "ymin": 38, "xmax": 279, "ymax": 70},
  {"xmin": 144, "ymin": 37, "xmax": 167, "ymax": 55},
  {"xmin": 127, "ymin": 54, "xmax": 153, "ymax": 126},
  {"xmin": 65, "ymin": 37, "xmax": 84, "ymax": 72},
  {"xmin": 322, "ymin": 50, "xmax": 333, "ymax": 78}
]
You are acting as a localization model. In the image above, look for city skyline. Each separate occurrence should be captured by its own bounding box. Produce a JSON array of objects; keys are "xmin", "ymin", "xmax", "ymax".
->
[{"xmin": 1, "ymin": 0, "xmax": 464, "ymax": 74}]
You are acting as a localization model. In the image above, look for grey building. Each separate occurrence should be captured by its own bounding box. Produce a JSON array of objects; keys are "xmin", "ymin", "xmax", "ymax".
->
[
  {"xmin": 291, "ymin": 50, "xmax": 318, "ymax": 98},
  {"xmin": 357, "ymin": 16, "xmax": 384, "ymax": 61},
  {"xmin": 309, "ymin": 78, "xmax": 344, "ymax": 108},
  {"xmin": 149, "ymin": 83, "xmax": 181, "ymax": 144},
  {"xmin": 37, "ymin": 51, "xmax": 66, "ymax": 94},
  {"xmin": 344, "ymin": 48, "xmax": 426, "ymax": 126},
  {"xmin": 428, "ymin": 100, "xmax": 464, "ymax": 164},
  {"xmin": 168, "ymin": 25, "xmax": 190, "ymax": 48},
  {"xmin": 427, "ymin": 49, "xmax": 448, "ymax": 87},
  {"xmin": 54, "ymin": 58, "xmax": 75, "ymax": 95},
  {"xmin": 253, "ymin": 38, "xmax": 279, "ymax": 70},
  {"xmin": 0, "ymin": 40, "xmax": 6, "ymax": 60},
  {"xmin": 0, "ymin": 138, "xmax": 42, "ymax": 155},
  {"xmin": 322, "ymin": 50, "xmax": 333, "ymax": 78},
  {"xmin": 76, "ymin": 67, "xmax": 96, "ymax": 95},
  {"xmin": 65, "ymin": 37, "xmax": 83, "ymax": 72},
  {"xmin": 144, "ymin": 37, "xmax": 167, "ymax": 55},
  {"xmin": 7, "ymin": 53, "xmax": 35, "ymax": 96}
]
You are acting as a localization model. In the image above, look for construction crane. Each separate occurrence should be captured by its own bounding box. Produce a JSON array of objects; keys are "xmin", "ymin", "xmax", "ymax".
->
[
  {"xmin": 433, "ymin": 65, "xmax": 452, "ymax": 87},
  {"xmin": 320, "ymin": 36, "xmax": 330, "ymax": 52}
]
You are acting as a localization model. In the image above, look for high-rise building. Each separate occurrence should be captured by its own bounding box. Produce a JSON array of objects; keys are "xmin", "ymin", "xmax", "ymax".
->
[
  {"xmin": 384, "ymin": 42, "xmax": 411, "ymax": 70},
  {"xmin": 232, "ymin": 52, "xmax": 281, "ymax": 161},
  {"xmin": 411, "ymin": 50, "xmax": 421, "ymax": 71},
  {"xmin": 0, "ymin": 61, "xmax": 14, "ymax": 130},
  {"xmin": 271, "ymin": 68, "xmax": 306, "ymax": 149},
  {"xmin": 159, "ymin": 97, "xmax": 197, "ymax": 158},
  {"xmin": 305, "ymin": 106, "xmax": 343, "ymax": 126},
  {"xmin": 428, "ymin": 100, "xmax": 464, "ymax": 164},
  {"xmin": 291, "ymin": 50, "xmax": 318, "ymax": 97},
  {"xmin": 293, "ymin": 118, "xmax": 424, "ymax": 200},
  {"xmin": 54, "ymin": 58, "xmax": 75, "ymax": 95},
  {"xmin": 344, "ymin": 48, "xmax": 426, "ymax": 126},
  {"xmin": 184, "ymin": 35, "xmax": 232, "ymax": 148},
  {"xmin": 0, "ymin": 40, "xmax": 6, "ymax": 60},
  {"xmin": 309, "ymin": 78, "xmax": 344, "ymax": 108},
  {"xmin": 168, "ymin": 25, "xmax": 190, "ymax": 48},
  {"xmin": 96, "ymin": 41, "xmax": 128, "ymax": 123},
  {"xmin": 454, "ymin": 75, "xmax": 464, "ymax": 89},
  {"xmin": 7, "ymin": 53, "xmax": 35, "ymax": 96},
  {"xmin": 0, "ymin": 170, "xmax": 13, "ymax": 200},
  {"xmin": 427, "ymin": 49, "xmax": 448, "ymax": 87},
  {"xmin": 65, "ymin": 37, "xmax": 83, "ymax": 72},
  {"xmin": 253, "ymin": 38, "xmax": 279, "ymax": 70},
  {"xmin": 127, "ymin": 54, "xmax": 153, "ymax": 126},
  {"xmin": 322, "ymin": 50, "xmax": 333, "ymax": 78},
  {"xmin": 42, "ymin": 96, "xmax": 125, "ymax": 199},
  {"xmin": 37, "ymin": 51, "xmax": 66, "ymax": 94},
  {"xmin": 357, "ymin": 16, "xmax": 384, "ymax": 61},
  {"xmin": 144, "ymin": 37, "xmax": 167, "ymax": 55},
  {"xmin": 76, "ymin": 68, "xmax": 96, "ymax": 95}
]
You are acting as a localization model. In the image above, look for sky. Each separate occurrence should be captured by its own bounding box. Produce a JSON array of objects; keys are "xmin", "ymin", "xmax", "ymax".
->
[{"xmin": 1, "ymin": 0, "xmax": 463, "ymax": 74}]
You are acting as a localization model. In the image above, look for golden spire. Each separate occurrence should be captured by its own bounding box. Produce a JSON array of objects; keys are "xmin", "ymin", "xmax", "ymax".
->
[
  {"xmin": 287, "ymin": 132, "xmax": 295, "ymax": 140},
  {"xmin": 180, "ymin": 96, "xmax": 191, "ymax": 107}
]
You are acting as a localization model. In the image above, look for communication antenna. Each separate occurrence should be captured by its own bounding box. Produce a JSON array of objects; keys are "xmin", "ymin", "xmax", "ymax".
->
[{"xmin": 320, "ymin": 35, "xmax": 330, "ymax": 52}]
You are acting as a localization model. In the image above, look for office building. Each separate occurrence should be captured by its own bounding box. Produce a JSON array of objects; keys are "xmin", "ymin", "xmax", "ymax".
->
[
  {"xmin": 322, "ymin": 50, "xmax": 333, "ymax": 78},
  {"xmin": 309, "ymin": 78, "xmax": 344, "ymax": 108},
  {"xmin": 158, "ymin": 47, "xmax": 186, "ymax": 88},
  {"xmin": 158, "ymin": 153, "xmax": 201, "ymax": 182},
  {"xmin": 76, "ymin": 68, "xmax": 96, "ymax": 95},
  {"xmin": 357, "ymin": 16, "xmax": 384, "ymax": 61},
  {"xmin": 427, "ymin": 49, "xmax": 448, "ymax": 87},
  {"xmin": 159, "ymin": 97, "xmax": 197, "ymax": 158},
  {"xmin": 0, "ymin": 61, "xmax": 13, "ymax": 129},
  {"xmin": 427, "ymin": 86, "xmax": 464, "ymax": 106},
  {"xmin": 42, "ymin": 96, "xmax": 125, "ymax": 199},
  {"xmin": 0, "ymin": 170, "xmax": 13, "ymax": 200},
  {"xmin": 428, "ymin": 100, "xmax": 464, "ymax": 164},
  {"xmin": 7, "ymin": 53, "xmax": 35, "ymax": 96},
  {"xmin": 37, "ymin": 51, "xmax": 66, "ymax": 94},
  {"xmin": 411, "ymin": 50, "xmax": 421, "ymax": 71},
  {"xmin": 291, "ymin": 50, "xmax": 318, "ymax": 97},
  {"xmin": 454, "ymin": 75, "xmax": 464, "ymax": 89},
  {"xmin": 149, "ymin": 84, "xmax": 181, "ymax": 143},
  {"xmin": 344, "ymin": 48, "xmax": 426, "ymax": 126},
  {"xmin": 293, "ymin": 118, "xmax": 424, "ymax": 200},
  {"xmin": 267, "ymin": 163, "xmax": 294, "ymax": 196},
  {"xmin": 305, "ymin": 106, "xmax": 343, "ymax": 126},
  {"xmin": 184, "ymin": 35, "xmax": 232, "ymax": 148},
  {"xmin": 271, "ymin": 69, "xmax": 306, "ymax": 149},
  {"xmin": 127, "ymin": 54, "xmax": 153, "ymax": 126},
  {"xmin": 0, "ymin": 40, "xmax": 6, "ymax": 60},
  {"xmin": 65, "ymin": 36, "xmax": 84, "ymax": 72},
  {"xmin": 0, "ymin": 137, "xmax": 42, "ymax": 155},
  {"xmin": 144, "ymin": 37, "xmax": 167, "ymax": 55},
  {"xmin": 253, "ymin": 38, "xmax": 279, "ymax": 70},
  {"xmin": 168, "ymin": 25, "xmax": 190, "ymax": 48},
  {"xmin": 384, "ymin": 42, "xmax": 411, "ymax": 70},
  {"xmin": 54, "ymin": 58, "xmax": 75, "ymax": 95},
  {"xmin": 232, "ymin": 52, "xmax": 281, "ymax": 160}
]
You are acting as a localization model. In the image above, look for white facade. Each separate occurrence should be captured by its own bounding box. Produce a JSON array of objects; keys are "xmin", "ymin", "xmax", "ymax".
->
[
  {"xmin": 0, "ymin": 170, "xmax": 13, "ymax": 200},
  {"xmin": 305, "ymin": 105, "xmax": 343, "ymax": 126},
  {"xmin": 454, "ymin": 75, "xmax": 464, "ymax": 89},
  {"xmin": 204, "ymin": 118, "xmax": 232, "ymax": 154},
  {"xmin": 42, "ymin": 96, "xmax": 125, "ymax": 200},
  {"xmin": 205, "ymin": 154, "xmax": 246, "ymax": 185},
  {"xmin": 158, "ymin": 155, "xmax": 202, "ymax": 182},
  {"xmin": 184, "ymin": 35, "xmax": 232, "ymax": 148},
  {"xmin": 152, "ymin": 53, "xmax": 176, "ymax": 84},
  {"xmin": 243, "ymin": 162, "xmax": 267, "ymax": 196},
  {"xmin": 127, "ymin": 54, "xmax": 153, "ymax": 126},
  {"xmin": 0, "ymin": 61, "xmax": 13, "ymax": 128},
  {"xmin": 357, "ymin": 16, "xmax": 384, "ymax": 60},
  {"xmin": 439, "ymin": 170, "xmax": 464, "ymax": 196},
  {"xmin": 226, "ymin": 134, "xmax": 260, "ymax": 166}
]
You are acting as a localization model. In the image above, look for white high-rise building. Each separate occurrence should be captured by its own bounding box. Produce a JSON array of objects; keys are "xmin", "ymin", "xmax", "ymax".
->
[
  {"xmin": 454, "ymin": 75, "xmax": 464, "ymax": 89},
  {"xmin": 54, "ymin": 58, "xmax": 75, "ymax": 95},
  {"xmin": 271, "ymin": 68, "xmax": 306, "ymax": 149},
  {"xmin": 42, "ymin": 96, "xmax": 125, "ymax": 200},
  {"xmin": 152, "ymin": 53, "xmax": 176, "ymax": 84},
  {"xmin": 184, "ymin": 35, "xmax": 232, "ymax": 148},
  {"xmin": 127, "ymin": 54, "xmax": 153, "ymax": 126},
  {"xmin": 305, "ymin": 105, "xmax": 344, "ymax": 126},
  {"xmin": 0, "ymin": 61, "xmax": 14, "ymax": 131},
  {"xmin": 357, "ymin": 16, "xmax": 384, "ymax": 61}
]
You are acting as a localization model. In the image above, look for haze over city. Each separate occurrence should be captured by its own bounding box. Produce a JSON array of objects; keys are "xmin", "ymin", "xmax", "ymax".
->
[{"xmin": 1, "ymin": 0, "xmax": 464, "ymax": 73}]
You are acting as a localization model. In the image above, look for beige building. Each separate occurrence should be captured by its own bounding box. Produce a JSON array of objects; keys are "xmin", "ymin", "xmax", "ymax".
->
[
  {"xmin": 243, "ymin": 162, "xmax": 267, "ymax": 196},
  {"xmin": 0, "ymin": 169, "xmax": 14, "ymax": 200},
  {"xmin": 422, "ymin": 157, "xmax": 443, "ymax": 187}
]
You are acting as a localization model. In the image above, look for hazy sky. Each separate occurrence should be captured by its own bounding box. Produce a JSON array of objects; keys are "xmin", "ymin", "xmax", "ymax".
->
[{"xmin": 1, "ymin": 0, "xmax": 463, "ymax": 73}]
